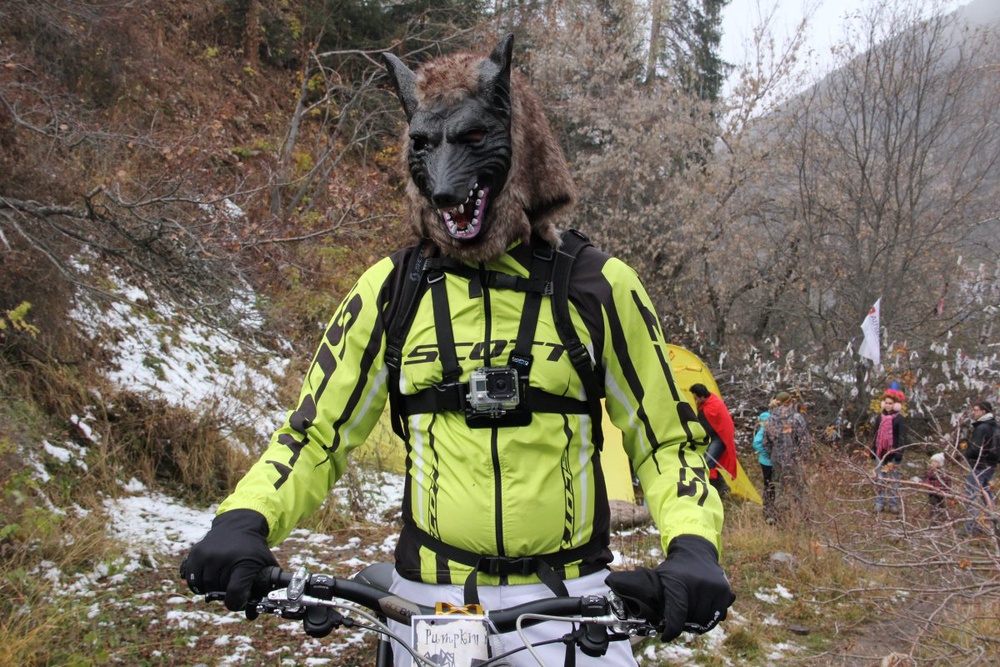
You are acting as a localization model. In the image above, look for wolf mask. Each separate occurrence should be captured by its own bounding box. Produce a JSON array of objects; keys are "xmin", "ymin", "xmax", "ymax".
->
[{"xmin": 382, "ymin": 34, "xmax": 577, "ymax": 263}]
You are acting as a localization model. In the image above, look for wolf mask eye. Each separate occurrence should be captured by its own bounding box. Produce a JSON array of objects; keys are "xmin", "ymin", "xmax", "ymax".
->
[{"xmin": 458, "ymin": 129, "xmax": 486, "ymax": 144}]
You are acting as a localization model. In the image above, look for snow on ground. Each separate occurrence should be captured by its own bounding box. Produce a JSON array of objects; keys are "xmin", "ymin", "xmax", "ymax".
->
[
  {"xmin": 105, "ymin": 479, "xmax": 215, "ymax": 557},
  {"xmin": 93, "ymin": 467, "xmax": 407, "ymax": 665}
]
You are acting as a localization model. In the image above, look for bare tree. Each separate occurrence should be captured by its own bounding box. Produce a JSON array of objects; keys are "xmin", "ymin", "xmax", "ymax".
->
[
  {"xmin": 755, "ymin": 1, "xmax": 1000, "ymax": 402},
  {"xmin": 650, "ymin": 0, "xmax": 1000, "ymax": 421},
  {"xmin": 525, "ymin": 0, "xmax": 740, "ymax": 334},
  {"xmin": 0, "ymin": 2, "xmax": 430, "ymax": 327}
]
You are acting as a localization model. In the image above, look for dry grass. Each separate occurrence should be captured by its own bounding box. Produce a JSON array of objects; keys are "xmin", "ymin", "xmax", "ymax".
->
[
  {"xmin": 725, "ymin": 443, "xmax": 1000, "ymax": 666},
  {"xmin": 86, "ymin": 389, "xmax": 258, "ymax": 505}
]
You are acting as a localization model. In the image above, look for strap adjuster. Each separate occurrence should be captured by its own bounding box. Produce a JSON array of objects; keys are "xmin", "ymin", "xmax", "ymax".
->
[
  {"xmin": 567, "ymin": 343, "xmax": 592, "ymax": 368},
  {"xmin": 533, "ymin": 245, "xmax": 554, "ymax": 261},
  {"xmin": 385, "ymin": 344, "xmax": 402, "ymax": 370},
  {"xmin": 481, "ymin": 556, "xmax": 535, "ymax": 577}
]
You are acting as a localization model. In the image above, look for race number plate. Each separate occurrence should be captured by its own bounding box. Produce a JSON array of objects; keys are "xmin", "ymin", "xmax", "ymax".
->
[{"xmin": 411, "ymin": 615, "xmax": 490, "ymax": 666}]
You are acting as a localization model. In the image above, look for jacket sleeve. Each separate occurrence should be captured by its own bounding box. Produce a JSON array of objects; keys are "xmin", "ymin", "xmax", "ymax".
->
[
  {"xmin": 596, "ymin": 258, "xmax": 724, "ymax": 554},
  {"xmin": 966, "ymin": 422, "xmax": 987, "ymax": 463},
  {"xmin": 892, "ymin": 415, "xmax": 906, "ymax": 461},
  {"xmin": 762, "ymin": 422, "xmax": 774, "ymax": 456},
  {"xmin": 752, "ymin": 427, "xmax": 765, "ymax": 455},
  {"xmin": 794, "ymin": 413, "xmax": 811, "ymax": 455},
  {"xmin": 217, "ymin": 257, "xmax": 396, "ymax": 544}
]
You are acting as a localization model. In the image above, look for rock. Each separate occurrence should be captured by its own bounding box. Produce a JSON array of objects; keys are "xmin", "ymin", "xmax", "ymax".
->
[
  {"xmin": 770, "ymin": 551, "xmax": 798, "ymax": 568},
  {"xmin": 609, "ymin": 500, "xmax": 652, "ymax": 530}
]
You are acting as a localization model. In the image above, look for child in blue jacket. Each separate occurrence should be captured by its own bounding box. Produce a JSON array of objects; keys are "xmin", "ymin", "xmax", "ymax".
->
[{"xmin": 752, "ymin": 410, "xmax": 773, "ymax": 522}]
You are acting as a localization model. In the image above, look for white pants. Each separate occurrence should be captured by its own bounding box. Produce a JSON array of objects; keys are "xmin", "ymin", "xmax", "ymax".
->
[{"xmin": 387, "ymin": 569, "xmax": 639, "ymax": 667}]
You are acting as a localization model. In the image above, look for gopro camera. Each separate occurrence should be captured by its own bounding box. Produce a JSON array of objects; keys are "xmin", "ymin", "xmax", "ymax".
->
[{"xmin": 466, "ymin": 366, "xmax": 520, "ymax": 415}]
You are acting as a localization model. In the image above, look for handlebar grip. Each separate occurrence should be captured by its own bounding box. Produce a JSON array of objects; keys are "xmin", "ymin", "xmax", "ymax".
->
[
  {"xmin": 253, "ymin": 566, "xmax": 289, "ymax": 595},
  {"xmin": 204, "ymin": 567, "xmax": 286, "ymax": 603}
]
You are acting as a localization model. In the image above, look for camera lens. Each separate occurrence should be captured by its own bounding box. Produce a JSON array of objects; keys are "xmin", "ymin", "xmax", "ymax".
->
[{"xmin": 486, "ymin": 371, "xmax": 517, "ymax": 399}]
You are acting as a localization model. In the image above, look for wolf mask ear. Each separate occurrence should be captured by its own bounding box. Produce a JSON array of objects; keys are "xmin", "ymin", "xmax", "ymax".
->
[
  {"xmin": 382, "ymin": 52, "xmax": 419, "ymax": 121},
  {"xmin": 479, "ymin": 33, "xmax": 514, "ymax": 117}
]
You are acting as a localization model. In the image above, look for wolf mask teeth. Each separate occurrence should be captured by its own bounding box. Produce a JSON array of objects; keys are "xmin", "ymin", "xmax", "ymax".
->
[
  {"xmin": 382, "ymin": 34, "xmax": 577, "ymax": 263},
  {"xmin": 439, "ymin": 185, "xmax": 490, "ymax": 239}
]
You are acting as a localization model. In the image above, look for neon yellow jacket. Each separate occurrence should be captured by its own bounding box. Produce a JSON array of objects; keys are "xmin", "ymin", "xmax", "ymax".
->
[{"xmin": 219, "ymin": 238, "xmax": 723, "ymax": 585}]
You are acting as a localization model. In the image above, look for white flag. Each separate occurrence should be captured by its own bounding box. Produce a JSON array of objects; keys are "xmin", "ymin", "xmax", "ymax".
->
[{"xmin": 859, "ymin": 299, "xmax": 881, "ymax": 365}]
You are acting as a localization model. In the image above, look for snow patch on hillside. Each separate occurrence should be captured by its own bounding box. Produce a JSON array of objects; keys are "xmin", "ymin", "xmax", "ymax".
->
[{"xmin": 68, "ymin": 256, "xmax": 289, "ymax": 441}]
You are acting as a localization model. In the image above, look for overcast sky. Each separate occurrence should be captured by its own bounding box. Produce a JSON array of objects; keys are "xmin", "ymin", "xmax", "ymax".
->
[{"xmin": 719, "ymin": 0, "xmax": 973, "ymax": 95}]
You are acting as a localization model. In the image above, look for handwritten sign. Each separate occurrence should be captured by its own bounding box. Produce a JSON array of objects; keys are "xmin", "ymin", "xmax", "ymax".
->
[{"xmin": 411, "ymin": 615, "xmax": 490, "ymax": 666}]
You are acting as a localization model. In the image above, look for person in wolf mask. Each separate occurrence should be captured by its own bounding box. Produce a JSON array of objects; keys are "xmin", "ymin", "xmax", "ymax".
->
[{"xmin": 181, "ymin": 35, "xmax": 734, "ymax": 665}]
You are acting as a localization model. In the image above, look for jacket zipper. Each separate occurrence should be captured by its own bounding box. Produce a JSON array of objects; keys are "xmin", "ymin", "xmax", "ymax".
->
[{"xmin": 481, "ymin": 264, "xmax": 505, "ymax": 558}]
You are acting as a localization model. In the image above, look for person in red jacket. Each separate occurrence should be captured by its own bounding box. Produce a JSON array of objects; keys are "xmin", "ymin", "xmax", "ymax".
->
[{"xmin": 691, "ymin": 384, "xmax": 738, "ymax": 498}]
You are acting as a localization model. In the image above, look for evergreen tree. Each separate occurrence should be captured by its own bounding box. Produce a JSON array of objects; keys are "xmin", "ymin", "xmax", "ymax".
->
[{"xmin": 659, "ymin": 0, "xmax": 731, "ymax": 102}]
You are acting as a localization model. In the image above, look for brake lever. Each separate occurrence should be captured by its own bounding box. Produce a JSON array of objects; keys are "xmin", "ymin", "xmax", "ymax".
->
[
  {"xmin": 265, "ymin": 587, "xmax": 308, "ymax": 619},
  {"xmin": 606, "ymin": 591, "xmax": 660, "ymax": 637}
]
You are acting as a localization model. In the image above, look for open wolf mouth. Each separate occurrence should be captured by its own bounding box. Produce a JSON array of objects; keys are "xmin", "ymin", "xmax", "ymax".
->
[{"xmin": 440, "ymin": 183, "xmax": 490, "ymax": 240}]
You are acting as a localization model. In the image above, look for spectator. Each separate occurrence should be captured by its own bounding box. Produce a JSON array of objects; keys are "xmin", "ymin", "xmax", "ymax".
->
[
  {"xmin": 961, "ymin": 400, "xmax": 998, "ymax": 536},
  {"xmin": 762, "ymin": 392, "xmax": 811, "ymax": 524},
  {"xmin": 751, "ymin": 409, "xmax": 774, "ymax": 520},
  {"xmin": 870, "ymin": 388, "xmax": 907, "ymax": 514},
  {"xmin": 691, "ymin": 383, "xmax": 738, "ymax": 498}
]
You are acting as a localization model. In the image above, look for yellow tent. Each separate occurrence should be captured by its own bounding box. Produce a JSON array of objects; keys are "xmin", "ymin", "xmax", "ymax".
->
[
  {"xmin": 357, "ymin": 344, "xmax": 761, "ymax": 504},
  {"xmin": 600, "ymin": 345, "xmax": 761, "ymax": 504}
]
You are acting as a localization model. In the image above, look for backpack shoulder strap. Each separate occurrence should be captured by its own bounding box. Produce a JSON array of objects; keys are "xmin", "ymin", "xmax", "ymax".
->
[
  {"xmin": 384, "ymin": 241, "xmax": 433, "ymax": 438},
  {"xmin": 551, "ymin": 229, "xmax": 605, "ymax": 449}
]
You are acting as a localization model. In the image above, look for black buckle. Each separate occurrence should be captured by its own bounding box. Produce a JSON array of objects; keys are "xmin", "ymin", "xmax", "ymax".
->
[
  {"xmin": 436, "ymin": 380, "xmax": 465, "ymax": 408},
  {"xmin": 482, "ymin": 556, "xmax": 535, "ymax": 577},
  {"xmin": 385, "ymin": 344, "xmax": 402, "ymax": 370}
]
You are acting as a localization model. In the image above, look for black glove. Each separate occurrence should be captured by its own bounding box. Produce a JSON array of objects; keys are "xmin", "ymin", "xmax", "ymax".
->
[
  {"xmin": 180, "ymin": 509, "xmax": 279, "ymax": 612},
  {"xmin": 605, "ymin": 535, "xmax": 735, "ymax": 642}
]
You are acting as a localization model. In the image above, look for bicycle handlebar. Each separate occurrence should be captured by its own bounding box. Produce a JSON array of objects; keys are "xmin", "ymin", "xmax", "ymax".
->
[
  {"xmin": 205, "ymin": 565, "xmax": 658, "ymax": 637},
  {"xmin": 252, "ymin": 565, "xmax": 436, "ymax": 625}
]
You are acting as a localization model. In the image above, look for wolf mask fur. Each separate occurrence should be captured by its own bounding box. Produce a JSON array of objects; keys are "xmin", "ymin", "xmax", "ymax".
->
[{"xmin": 382, "ymin": 34, "xmax": 577, "ymax": 263}]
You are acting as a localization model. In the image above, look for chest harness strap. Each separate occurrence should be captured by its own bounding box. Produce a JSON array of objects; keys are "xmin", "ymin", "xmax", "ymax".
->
[
  {"xmin": 394, "ymin": 240, "xmax": 600, "ymax": 430},
  {"xmin": 384, "ymin": 232, "xmax": 605, "ymax": 439},
  {"xmin": 399, "ymin": 520, "xmax": 609, "ymax": 602}
]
